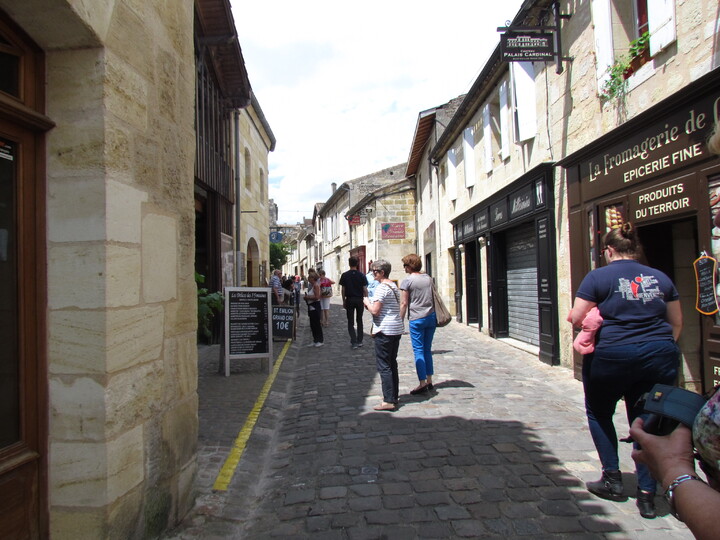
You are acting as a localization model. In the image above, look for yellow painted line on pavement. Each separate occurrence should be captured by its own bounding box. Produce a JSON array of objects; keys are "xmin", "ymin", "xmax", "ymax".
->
[{"xmin": 213, "ymin": 339, "xmax": 292, "ymax": 491}]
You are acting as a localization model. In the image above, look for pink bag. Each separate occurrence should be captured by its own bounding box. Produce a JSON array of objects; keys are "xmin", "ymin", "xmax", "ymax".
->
[{"xmin": 573, "ymin": 307, "xmax": 603, "ymax": 354}]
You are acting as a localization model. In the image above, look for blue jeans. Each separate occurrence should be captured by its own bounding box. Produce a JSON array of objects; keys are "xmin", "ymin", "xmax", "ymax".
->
[
  {"xmin": 582, "ymin": 339, "xmax": 679, "ymax": 492},
  {"xmin": 374, "ymin": 333, "xmax": 401, "ymax": 403},
  {"xmin": 409, "ymin": 312, "xmax": 437, "ymax": 381}
]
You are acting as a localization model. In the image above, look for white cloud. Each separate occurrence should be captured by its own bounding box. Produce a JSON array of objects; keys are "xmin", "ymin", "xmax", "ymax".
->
[{"xmin": 231, "ymin": 0, "xmax": 526, "ymax": 224}]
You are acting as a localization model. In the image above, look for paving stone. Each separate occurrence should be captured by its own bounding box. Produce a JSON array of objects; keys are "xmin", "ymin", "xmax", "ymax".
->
[{"xmin": 163, "ymin": 305, "xmax": 695, "ymax": 539}]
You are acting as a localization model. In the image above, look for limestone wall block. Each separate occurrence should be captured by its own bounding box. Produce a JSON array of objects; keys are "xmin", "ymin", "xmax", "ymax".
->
[
  {"xmin": 50, "ymin": 507, "xmax": 106, "ymax": 540},
  {"xmin": 107, "ymin": 179, "xmax": 149, "ymax": 244},
  {"xmin": 106, "ymin": 360, "xmax": 164, "ymax": 438},
  {"xmin": 46, "ymin": 48, "xmax": 104, "ymax": 123},
  {"xmin": 49, "ymin": 244, "xmax": 106, "ymax": 309},
  {"xmin": 105, "ymin": 2, "xmax": 154, "ymax": 82},
  {"xmin": 107, "ymin": 244, "xmax": 142, "ymax": 307},
  {"xmin": 142, "ymin": 212, "xmax": 178, "ymax": 303},
  {"xmin": 50, "ymin": 425, "xmax": 143, "ymax": 507},
  {"xmin": 48, "ymin": 176, "xmax": 106, "ymax": 243},
  {"xmin": 162, "ymin": 396, "xmax": 198, "ymax": 471},
  {"xmin": 49, "ymin": 243, "xmax": 141, "ymax": 309},
  {"xmin": 49, "ymin": 305, "xmax": 164, "ymax": 375},
  {"xmin": 163, "ymin": 333, "xmax": 198, "ymax": 400},
  {"xmin": 49, "ymin": 376, "xmax": 105, "ymax": 441},
  {"xmin": 105, "ymin": 51, "xmax": 148, "ymax": 131}
]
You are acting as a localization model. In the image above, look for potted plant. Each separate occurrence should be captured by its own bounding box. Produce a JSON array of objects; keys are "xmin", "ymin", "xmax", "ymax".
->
[
  {"xmin": 196, "ymin": 272, "xmax": 224, "ymax": 342},
  {"xmin": 600, "ymin": 31, "xmax": 650, "ymax": 101}
]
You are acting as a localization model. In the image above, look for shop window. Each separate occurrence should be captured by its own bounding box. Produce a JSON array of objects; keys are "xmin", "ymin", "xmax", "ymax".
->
[
  {"xmin": 0, "ymin": 33, "xmax": 20, "ymax": 98},
  {"xmin": 591, "ymin": 0, "xmax": 676, "ymax": 92}
]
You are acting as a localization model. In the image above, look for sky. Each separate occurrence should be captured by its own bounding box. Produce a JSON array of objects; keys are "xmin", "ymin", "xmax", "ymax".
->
[{"xmin": 230, "ymin": 0, "xmax": 527, "ymax": 225}]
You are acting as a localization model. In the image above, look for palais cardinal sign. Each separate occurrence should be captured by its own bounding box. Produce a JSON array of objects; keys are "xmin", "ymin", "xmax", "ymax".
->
[{"xmin": 579, "ymin": 92, "xmax": 720, "ymax": 201}]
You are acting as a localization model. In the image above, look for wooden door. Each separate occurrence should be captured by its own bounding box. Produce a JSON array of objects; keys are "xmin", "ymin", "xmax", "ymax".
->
[{"xmin": 0, "ymin": 10, "xmax": 48, "ymax": 538}]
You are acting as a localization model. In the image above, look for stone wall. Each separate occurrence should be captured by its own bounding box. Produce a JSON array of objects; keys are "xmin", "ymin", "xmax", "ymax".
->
[{"xmin": 0, "ymin": 1, "xmax": 199, "ymax": 537}]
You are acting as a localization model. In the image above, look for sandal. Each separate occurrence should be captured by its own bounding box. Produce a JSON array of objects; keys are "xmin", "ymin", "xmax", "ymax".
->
[{"xmin": 373, "ymin": 402, "xmax": 396, "ymax": 411}]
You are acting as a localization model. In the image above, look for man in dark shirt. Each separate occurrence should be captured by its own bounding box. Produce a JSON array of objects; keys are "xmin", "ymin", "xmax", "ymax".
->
[{"xmin": 339, "ymin": 256, "xmax": 368, "ymax": 349}]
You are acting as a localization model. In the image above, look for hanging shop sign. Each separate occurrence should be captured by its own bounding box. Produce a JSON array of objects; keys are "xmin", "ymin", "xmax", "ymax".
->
[
  {"xmin": 348, "ymin": 215, "xmax": 361, "ymax": 226},
  {"xmin": 501, "ymin": 32, "xmax": 555, "ymax": 62},
  {"xmin": 269, "ymin": 231, "xmax": 284, "ymax": 243}
]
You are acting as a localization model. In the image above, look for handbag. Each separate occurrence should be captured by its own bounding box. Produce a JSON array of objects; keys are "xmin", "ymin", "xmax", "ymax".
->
[
  {"xmin": 320, "ymin": 286, "xmax": 333, "ymax": 297},
  {"xmin": 432, "ymin": 284, "xmax": 451, "ymax": 327}
]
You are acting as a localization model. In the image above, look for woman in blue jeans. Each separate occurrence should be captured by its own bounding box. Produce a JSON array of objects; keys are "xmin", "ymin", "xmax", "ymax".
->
[
  {"xmin": 400, "ymin": 253, "xmax": 437, "ymax": 395},
  {"xmin": 568, "ymin": 222, "xmax": 682, "ymax": 519}
]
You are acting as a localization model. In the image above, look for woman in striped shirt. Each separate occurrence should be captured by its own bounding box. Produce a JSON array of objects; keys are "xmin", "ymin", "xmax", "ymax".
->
[{"xmin": 363, "ymin": 259, "xmax": 404, "ymax": 411}]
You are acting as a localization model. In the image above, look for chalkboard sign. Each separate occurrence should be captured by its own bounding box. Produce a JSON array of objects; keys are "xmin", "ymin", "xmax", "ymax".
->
[
  {"xmin": 224, "ymin": 287, "xmax": 273, "ymax": 376},
  {"xmin": 272, "ymin": 305, "xmax": 296, "ymax": 340},
  {"xmin": 694, "ymin": 255, "xmax": 719, "ymax": 315}
]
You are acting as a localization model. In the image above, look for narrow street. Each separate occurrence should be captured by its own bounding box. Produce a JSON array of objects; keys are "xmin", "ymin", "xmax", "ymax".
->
[{"xmin": 166, "ymin": 299, "xmax": 693, "ymax": 539}]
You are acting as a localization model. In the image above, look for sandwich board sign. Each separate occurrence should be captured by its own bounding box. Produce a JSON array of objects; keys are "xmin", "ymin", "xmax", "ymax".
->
[{"xmin": 224, "ymin": 287, "xmax": 273, "ymax": 376}]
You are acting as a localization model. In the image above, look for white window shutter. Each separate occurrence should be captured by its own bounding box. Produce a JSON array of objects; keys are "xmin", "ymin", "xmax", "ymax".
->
[
  {"xmin": 447, "ymin": 149, "xmax": 458, "ymax": 201},
  {"xmin": 499, "ymin": 81, "xmax": 510, "ymax": 161},
  {"xmin": 463, "ymin": 127, "xmax": 476, "ymax": 188},
  {"xmin": 648, "ymin": 0, "xmax": 676, "ymax": 56},
  {"xmin": 483, "ymin": 104, "xmax": 493, "ymax": 173},
  {"xmin": 591, "ymin": 0, "xmax": 613, "ymax": 92},
  {"xmin": 511, "ymin": 62, "xmax": 537, "ymax": 142}
]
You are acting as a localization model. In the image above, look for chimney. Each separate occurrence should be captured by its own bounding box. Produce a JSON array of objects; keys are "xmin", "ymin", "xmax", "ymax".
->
[{"xmin": 331, "ymin": 182, "xmax": 337, "ymax": 193}]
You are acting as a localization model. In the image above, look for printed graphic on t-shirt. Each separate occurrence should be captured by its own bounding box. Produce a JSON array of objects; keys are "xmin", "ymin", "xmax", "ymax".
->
[{"xmin": 616, "ymin": 274, "xmax": 664, "ymax": 303}]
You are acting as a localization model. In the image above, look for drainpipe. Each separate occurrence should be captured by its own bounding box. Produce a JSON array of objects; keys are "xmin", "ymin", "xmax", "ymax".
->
[{"xmin": 234, "ymin": 110, "xmax": 242, "ymax": 286}]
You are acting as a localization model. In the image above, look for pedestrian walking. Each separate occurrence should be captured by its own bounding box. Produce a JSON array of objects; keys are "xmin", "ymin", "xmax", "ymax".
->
[
  {"xmin": 399, "ymin": 253, "xmax": 437, "ymax": 395},
  {"xmin": 363, "ymin": 259, "xmax": 404, "ymax": 411},
  {"xmin": 293, "ymin": 275, "xmax": 302, "ymax": 315},
  {"xmin": 318, "ymin": 269, "xmax": 335, "ymax": 327},
  {"xmin": 269, "ymin": 269, "xmax": 283, "ymax": 305},
  {"xmin": 304, "ymin": 270, "xmax": 324, "ymax": 347},
  {"xmin": 366, "ymin": 260, "xmax": 378, "ymax": 298},
  {"xmin": 568, "ymin": 221, "xmax": 682, "ymax": 519},
  {"xmin": 339, "ymin": 256, "xmax": 368, "ymax": 349}
]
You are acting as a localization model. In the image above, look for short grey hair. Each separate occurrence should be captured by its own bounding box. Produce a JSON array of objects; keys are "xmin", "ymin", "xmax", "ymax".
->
[{"xmin": 371, "ymin": 259, "xmax": 391, "ymax": 278}]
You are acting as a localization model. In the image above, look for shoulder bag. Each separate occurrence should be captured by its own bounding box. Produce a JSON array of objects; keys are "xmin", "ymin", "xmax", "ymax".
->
[{"xmin": 432, "ymin": 284, "xmax": 452, "ymax": 327}]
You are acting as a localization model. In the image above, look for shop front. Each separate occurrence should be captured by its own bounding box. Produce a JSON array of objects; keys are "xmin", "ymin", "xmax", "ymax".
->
[
  {"xmin": 452, "ymin": 164, "xmax": 559, "ymax": 365},
  {"xmin": 561, "ymin": 68, "xmax": 720, "ymax": 392}
]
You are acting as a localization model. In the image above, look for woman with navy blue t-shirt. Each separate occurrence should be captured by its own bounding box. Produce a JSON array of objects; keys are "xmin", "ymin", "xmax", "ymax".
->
[{"xmin": 568, "ymin": 222, "xmax": 683, "ymax": 519}]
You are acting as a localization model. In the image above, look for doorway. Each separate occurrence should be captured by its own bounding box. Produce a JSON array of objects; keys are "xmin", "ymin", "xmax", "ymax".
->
[{"xmin": 637, "ymin": 218, "xmax": 701, "ymax": 389}]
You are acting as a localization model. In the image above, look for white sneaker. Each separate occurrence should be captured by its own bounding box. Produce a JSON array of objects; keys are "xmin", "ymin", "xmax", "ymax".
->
[{"xmin": 315, "ymin": 342, "xmax": 324, "ymax": 347}]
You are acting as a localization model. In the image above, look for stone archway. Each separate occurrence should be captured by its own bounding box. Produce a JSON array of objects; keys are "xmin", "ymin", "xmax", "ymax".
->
[{"xmin": 246, "ymin": 237, "xmax": 260, "ymax": 286}]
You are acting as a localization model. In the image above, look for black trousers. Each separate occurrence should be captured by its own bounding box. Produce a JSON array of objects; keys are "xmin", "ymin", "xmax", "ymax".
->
[
  {"xmin": 345, "ymin": 296, "xmax": 364, "ymax": 345},
  {"xmin": 307, "ymin": 301, "xmax": 323, "ymax": 343}
]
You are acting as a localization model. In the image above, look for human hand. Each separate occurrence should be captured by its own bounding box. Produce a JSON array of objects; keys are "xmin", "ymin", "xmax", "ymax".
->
[{"xmin": 630, "ymin": 417, "xmax": 696, "ymax": 489}]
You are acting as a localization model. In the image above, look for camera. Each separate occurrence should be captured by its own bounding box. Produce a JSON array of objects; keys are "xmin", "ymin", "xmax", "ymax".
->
[{"xmin": 623, "ymin": 384, "xmax": 707, "ymax": 443}]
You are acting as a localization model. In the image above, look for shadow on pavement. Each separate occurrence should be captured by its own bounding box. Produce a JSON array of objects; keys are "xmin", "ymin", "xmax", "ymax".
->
[{"xmin": 170, "ymin": 298, "xmax": 689, "ymax": 539}]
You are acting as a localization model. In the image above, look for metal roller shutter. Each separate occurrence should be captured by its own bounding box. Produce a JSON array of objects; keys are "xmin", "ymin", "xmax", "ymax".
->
[{"xmin": 506, "ymin": 223, "xmax": 539, "ymax": 346}]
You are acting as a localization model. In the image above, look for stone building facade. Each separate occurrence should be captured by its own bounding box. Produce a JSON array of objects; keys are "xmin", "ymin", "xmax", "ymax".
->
[
  {"xmin": 315, "ymin": 163, "xmax": 413, "ymax": 284},
  {"xmin": 0, "ymin": 0, "xmax": 258, "ymax": 537},
  {"xmin": 416, "ymin": 0, "xmax": 720, "ymax": 385},
  {"xmin": 236, "ymin": 95, "xmax": 275, "ymax": 288}
]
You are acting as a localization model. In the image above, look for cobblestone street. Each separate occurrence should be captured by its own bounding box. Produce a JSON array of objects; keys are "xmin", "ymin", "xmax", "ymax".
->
[{"xmin": 165, "ymin": 299, "xmax": 694, "ymax": 539}]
